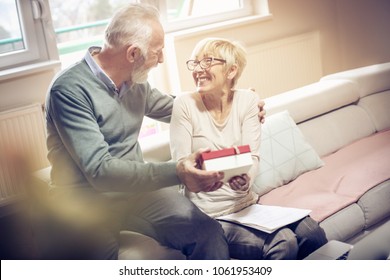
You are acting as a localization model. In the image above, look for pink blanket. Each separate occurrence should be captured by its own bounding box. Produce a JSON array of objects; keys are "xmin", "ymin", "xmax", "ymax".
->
[{"xmin": 259, "ymin": 129, "xmax": 390, "ymax": 222}]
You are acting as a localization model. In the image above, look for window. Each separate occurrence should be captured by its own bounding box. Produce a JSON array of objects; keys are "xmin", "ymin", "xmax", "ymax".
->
[
  {"xmin": 0, "ymin": 1, "xmax": 24, "ymax": 55},
  {"xmin": 0, "ymin": 0, "xmax": 58, "ymax": 72},
  {"xmin": 167, "ymin": 0, "xmax": 244, "ymax": 19},
  {"xmin": 0, "ymin": 0, "xmax": 264, "ymax": 73},
  {"xmin": 161, "ymin": 0, "xmax": 253, "ymax": 32},
  {"xmin": 51, "ymin": 0, "xmax": 255, "ymax": 56},
  {"xmin": 50, "ymin": 0, "xmax": 129, "ymax": 57}
]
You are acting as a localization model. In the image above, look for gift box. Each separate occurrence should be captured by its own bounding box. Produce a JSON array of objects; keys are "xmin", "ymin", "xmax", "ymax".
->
[{"xmin": 200, "ymin": 145, "xmax": 253, "ymax": 182}]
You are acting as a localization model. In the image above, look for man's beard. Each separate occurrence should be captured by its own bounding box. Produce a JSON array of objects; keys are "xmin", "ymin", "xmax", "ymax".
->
[
  {"xmin": 132, "ymin": 55, "xmax": 150, "ymax": 84},
  {"xmin": 132, "ymin": 67, "xmax": 150, "ymax": 84}
]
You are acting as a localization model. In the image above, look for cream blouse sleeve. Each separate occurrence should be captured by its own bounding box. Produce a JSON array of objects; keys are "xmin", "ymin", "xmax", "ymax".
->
[{"xmin": 169, "ymin": 94, "xmax": 194, "ymax": 161}]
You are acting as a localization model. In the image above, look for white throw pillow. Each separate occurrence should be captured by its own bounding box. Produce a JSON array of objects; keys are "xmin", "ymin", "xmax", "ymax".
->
[{"xmin": 253, "ymin": 110, "xmax": 324, "ymax": 196}]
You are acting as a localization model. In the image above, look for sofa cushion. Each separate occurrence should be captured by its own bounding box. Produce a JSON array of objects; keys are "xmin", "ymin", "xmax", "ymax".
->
[
  {"xmin": 319, "ymin": 204, "xmax": 365, "ymax": 242},
  {"xmin": 253, "ymin": 111, "xmax": 324, "ymax": 196},
  {"xmin": 357, "ymin": 179, "xmax": 390, "ymax": 228},
  {"xmin": 259, "ymin": 129, "xmax": 390, "ymax": 222},
  {"xmin": 298, "ymin": 105, "xmax": 375, "ymax": 157},
  {"xmin": 358, "ymin": 90, "xmax": 390, "ymax": 132}
]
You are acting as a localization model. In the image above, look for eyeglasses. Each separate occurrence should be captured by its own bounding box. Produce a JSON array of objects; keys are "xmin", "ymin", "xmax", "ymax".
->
[{"xmin": 186, "ymin": 57, "xmax": 226, "ymax": 71}]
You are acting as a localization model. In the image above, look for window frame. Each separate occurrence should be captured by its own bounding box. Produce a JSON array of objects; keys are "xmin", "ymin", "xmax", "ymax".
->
[
  {"xmin": 158, "ymin": 0, "xmax": 254, "ymax": 32},
  {"xmin": 0, "ymin": 0, "xmax": 59, "ymax": 75}
]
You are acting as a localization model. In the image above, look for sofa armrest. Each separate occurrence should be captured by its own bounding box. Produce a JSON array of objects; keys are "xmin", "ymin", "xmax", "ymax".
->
[{"xmin": 139, "ymin": 130, "xmax": 171, "ymax": 163}]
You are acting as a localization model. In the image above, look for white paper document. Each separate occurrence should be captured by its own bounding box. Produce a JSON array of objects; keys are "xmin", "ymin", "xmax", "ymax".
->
[{"xmin": 217, "ymin": 204, "xmax": 311, "ymax": 233}]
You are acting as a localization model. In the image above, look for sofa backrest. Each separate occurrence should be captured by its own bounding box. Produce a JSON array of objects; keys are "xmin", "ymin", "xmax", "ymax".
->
[
  {"xmin": 264, "ymin": 62, "xmax": 390, "ymax": 157},
  {"xmin": 321, "ymin": 62, "xmax": 390, "ymax": 133},
  {"xmin": 321, "ymin": 62, "xmax": 390, "ymax": 98},
  {"xmin": 264, "ymin": 79, "xmax": 359, "ymax": 124}
]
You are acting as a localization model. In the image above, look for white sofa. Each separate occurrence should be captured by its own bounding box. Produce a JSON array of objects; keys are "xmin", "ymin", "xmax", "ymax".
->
[
  {"xmin": 118, "ymin": 62, "xmax": 390, "ymax": 259},
  {"xmin": 257, "ymin": 62, "xmax": 390, "ymax": 244}
]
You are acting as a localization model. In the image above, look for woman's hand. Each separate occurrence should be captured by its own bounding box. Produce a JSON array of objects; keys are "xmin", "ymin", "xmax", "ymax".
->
[{"xmin": 228, "ymin": 174, "xmax": 250, "ymax": 191}]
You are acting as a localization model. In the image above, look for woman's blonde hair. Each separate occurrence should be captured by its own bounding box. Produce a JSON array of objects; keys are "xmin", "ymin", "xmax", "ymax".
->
[{"xmin": 191, "ymin": 37, "xmax": 247, "ymax": 87}]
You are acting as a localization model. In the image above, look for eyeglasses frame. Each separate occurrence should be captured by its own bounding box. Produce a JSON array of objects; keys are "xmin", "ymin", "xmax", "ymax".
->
[{"xmin": 186, "ymin": 57, "xmax": 226, "ymax": 71}]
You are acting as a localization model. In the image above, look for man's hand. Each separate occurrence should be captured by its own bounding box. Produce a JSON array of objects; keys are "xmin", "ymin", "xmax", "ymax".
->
[
  {"xmin": 258, "ymin": 99, "xmax": 266, "ymax": 124},
  {"xmin": 176, "ymin": 148, "xmax": 224, "ymax": 193},
  {"xmin": 229, "ymin": 174, "xmax": 250, "ymax": 191},
  {"xmin": 247, "ymin": 88, "xmax": 266, "ymax": 124}
]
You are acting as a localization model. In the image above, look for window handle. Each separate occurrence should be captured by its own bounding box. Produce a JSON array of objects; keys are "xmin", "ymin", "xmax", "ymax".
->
[{"xmin": 32, "ymin": 0, "xmax": 47, "ymax": 20}]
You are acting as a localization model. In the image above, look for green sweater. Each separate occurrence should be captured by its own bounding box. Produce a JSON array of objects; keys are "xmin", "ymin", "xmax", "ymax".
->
[{"xmin": 45, "ymin": 58, "xmax": 179, "ymax": 192}]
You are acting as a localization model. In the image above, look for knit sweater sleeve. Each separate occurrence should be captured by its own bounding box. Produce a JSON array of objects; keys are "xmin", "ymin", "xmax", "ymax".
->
[{"xmin": 46, "ymin": 63, "xmax": 179, "ymax": 192}]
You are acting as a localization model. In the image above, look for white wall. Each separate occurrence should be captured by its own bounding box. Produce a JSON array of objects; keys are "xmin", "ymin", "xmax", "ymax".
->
[{"xmin": 0, "ymin": 68, "xmax": 58, "ymax": 112}]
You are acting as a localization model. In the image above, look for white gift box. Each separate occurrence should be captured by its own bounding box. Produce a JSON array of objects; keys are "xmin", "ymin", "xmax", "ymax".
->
[{"xmin": 200, "ymin": 145, "xmax": 253, "ymax": 182}]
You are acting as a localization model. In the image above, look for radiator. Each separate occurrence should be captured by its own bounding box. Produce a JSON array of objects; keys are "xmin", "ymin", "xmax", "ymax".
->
[
  {"xmin": 237, "ymin": 31, "xmax": 323, "ymax": 98},
  {"xmin": 0, "ymin": 103, "xmax": 49, "ymax": 205}
]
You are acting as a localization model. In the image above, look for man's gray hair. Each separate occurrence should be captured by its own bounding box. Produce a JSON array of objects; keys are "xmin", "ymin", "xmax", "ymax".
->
[{"xmin": 104, "ymin": 3, "xmax": 160, "ymax": 56}]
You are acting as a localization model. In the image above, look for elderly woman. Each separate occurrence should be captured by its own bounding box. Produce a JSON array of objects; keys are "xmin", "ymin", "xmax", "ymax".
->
[{"xmin": 170, "ymin": 37, "xmax": 327, "ymax": 259}]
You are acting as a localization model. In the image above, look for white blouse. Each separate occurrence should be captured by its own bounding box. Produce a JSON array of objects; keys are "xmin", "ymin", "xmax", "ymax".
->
[{"xmin": 170, "ymin": 89, "xmax": 261, "ymax": 218}]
